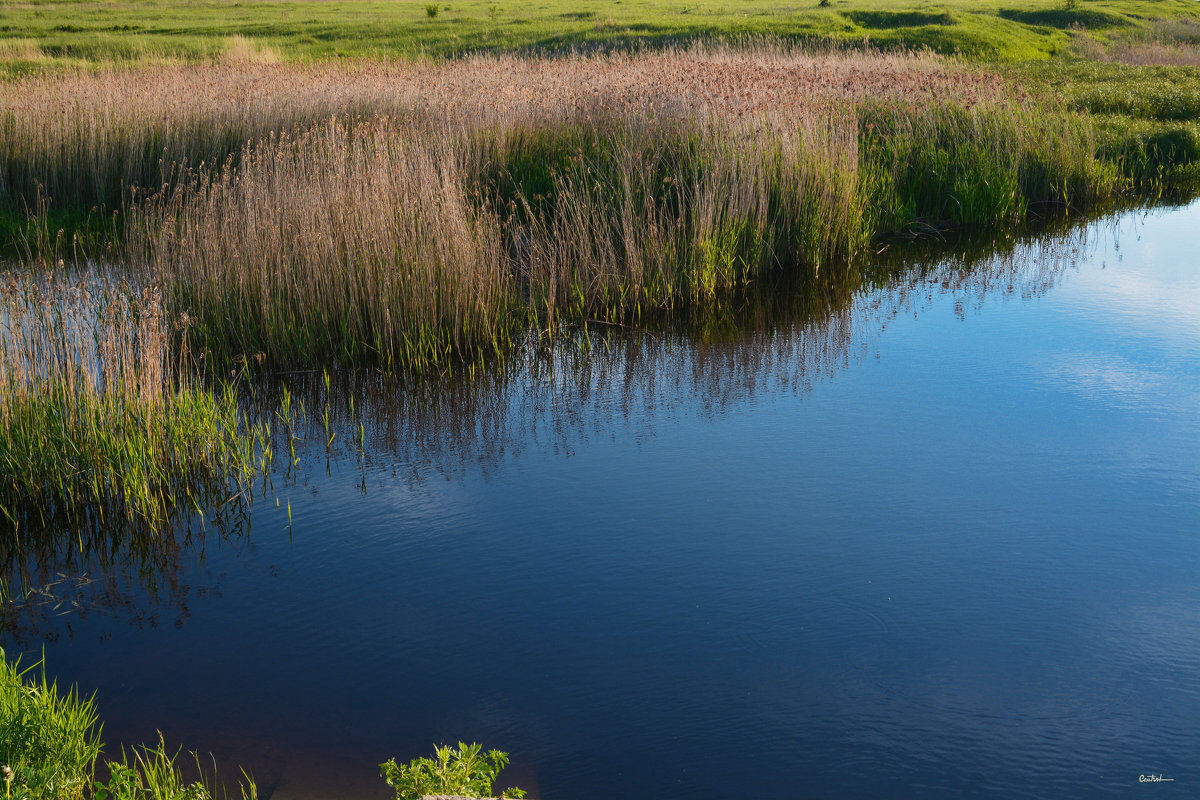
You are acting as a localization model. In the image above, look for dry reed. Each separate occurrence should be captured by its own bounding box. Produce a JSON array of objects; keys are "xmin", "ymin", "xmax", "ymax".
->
[
  {"xmin": 5, "ymin": 44, "xmax": 1120, "ymax": 373},
  {"xmin": 0, "ymin": 44, "xmax": 1004, "ymax": 211},
  {"xmin": 1072, "ymin": 18, "xmax": 1200, "ymax": 67}
]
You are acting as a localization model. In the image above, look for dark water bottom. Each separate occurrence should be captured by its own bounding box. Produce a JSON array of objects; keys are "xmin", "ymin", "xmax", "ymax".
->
[{"xmin": 15, "ymin": 202, "xmax": 1200, "ymax": 799}]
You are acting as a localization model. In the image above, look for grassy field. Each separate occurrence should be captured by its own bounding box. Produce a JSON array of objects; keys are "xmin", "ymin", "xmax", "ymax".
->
[{"xmin": 1, "ymin": 0, "xmax": 1198, "ymax": 72}]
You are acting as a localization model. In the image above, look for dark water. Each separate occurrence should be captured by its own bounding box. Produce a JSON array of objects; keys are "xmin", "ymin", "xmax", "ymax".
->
[{"xmin": 7, "ymin": 201, "xmax": 1199, "ymax": 799}]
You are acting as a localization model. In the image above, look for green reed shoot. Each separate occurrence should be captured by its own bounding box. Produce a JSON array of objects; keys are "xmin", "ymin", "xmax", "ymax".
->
[{"xmin": 0, "ymin": 275, "xmax": 269, "ymax": 533}]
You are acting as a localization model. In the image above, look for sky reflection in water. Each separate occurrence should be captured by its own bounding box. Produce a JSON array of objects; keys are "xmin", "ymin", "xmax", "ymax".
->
[{"xmin": 5, "ymin": 201, "xmax": 1199, "ymax": 800}]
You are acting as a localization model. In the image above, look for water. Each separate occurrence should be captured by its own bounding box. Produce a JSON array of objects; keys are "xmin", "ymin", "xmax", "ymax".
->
[{"xmin": 6, "ymin": 201, "xmax": 1199, "ymax": 799}]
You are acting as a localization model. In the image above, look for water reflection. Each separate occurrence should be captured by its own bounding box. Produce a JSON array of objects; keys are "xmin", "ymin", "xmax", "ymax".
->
[
  {"xmin": 275, "ymin": 216, "xmax": 1094, "ymax": 483},
  {"xmin": 0, "ymin": 504, "xmax": 254, "ymax": 642},
  {"xmin": 0, "ymin": 211, "xmax": 1113, "ymax": 642}
]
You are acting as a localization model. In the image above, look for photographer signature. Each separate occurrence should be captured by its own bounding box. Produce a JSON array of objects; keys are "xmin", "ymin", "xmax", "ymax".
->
[{"xmin": 1139, "ymin": 774, "xmax": 1175, "ymax": 783}]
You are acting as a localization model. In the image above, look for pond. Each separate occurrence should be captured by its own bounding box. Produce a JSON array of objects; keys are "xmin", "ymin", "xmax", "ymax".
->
[{"xmin": 6, "ymin": 200, "xmax": 1198, "ymax": 799}]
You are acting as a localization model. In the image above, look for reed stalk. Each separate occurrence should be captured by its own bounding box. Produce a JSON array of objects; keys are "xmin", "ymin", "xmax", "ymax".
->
[{"xmin": 0, "ymin": 274, "xmax": 266, "ymax": 533}]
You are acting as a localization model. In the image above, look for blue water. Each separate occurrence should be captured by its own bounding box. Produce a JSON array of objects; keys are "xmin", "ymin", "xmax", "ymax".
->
[{"xmin": 12, "ymin": 202, "xmax": 1200, "ymax": 799}]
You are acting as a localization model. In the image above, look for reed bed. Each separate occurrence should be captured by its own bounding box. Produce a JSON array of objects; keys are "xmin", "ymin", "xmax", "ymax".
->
[
  {"xmin": 0, "ymin": 45, "xmax": 999, "ymax": 213},
  {"xmin": 114, "ymin": 47, "xmax": 1114, "ymax": 372},
  {"xmin": 4, "ymin": 45, "xmax": 1125, "ymax": 373},
  {"xmin": 0, "ymin": 274, "xmax": 268, "ymax": 533}
]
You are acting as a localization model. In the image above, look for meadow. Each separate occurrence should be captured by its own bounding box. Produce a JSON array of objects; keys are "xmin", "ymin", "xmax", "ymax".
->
[{"xmin": 1, "ymin": 0, "xmax": 1199, "ymax": 70}]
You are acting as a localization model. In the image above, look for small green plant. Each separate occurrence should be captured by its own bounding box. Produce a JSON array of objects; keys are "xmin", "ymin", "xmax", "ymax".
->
[
  {"xmin": 93, "ymin": 734, "xmax": 257, "ymax": 800},
  {"xmin": 818, "ymin": 0, "xmax": 832, "ymax": 7},
  {"xmin": 0, "ymin": 651, "xmax": 254, "ymax": 800},
  {"xmin": 0, "ymin": 649, "xmax": 102, "ymax": 800},
  {"xmin": 1064, "ymin": 0, "xmax": 1080, "ymax": 11},
  {"xmin": 487, "ymin": 4, "xmax": 499, "ymax": 18},
  {"xmin": 380, "ymin": 743, "xmax": 525, "ymax": 800},
  {"xmin": 425, "ymin": 3, "xmax": 439, "ymax": 18}
]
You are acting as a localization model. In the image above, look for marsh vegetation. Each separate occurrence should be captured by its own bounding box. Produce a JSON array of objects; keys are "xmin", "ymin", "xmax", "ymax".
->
[
  {"xmin": 1, "ymin": 46, "xmax": 1135, "ymax": 375},
  {"xmin": 1, "ymin": 3, "xmax": 1199, "ymax": 795},
  {"xmin": 0, "ymin": 34, "xmax": 1194, "ymax": 625}
]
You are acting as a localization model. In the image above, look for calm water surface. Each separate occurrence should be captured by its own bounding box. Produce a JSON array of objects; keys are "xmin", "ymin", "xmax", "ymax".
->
[{"xmin": 8, "ymin": 202, "xmax": 1199, "ymax": 799}]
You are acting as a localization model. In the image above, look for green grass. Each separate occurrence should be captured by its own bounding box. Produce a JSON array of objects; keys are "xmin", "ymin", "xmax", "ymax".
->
[
  {"xmin": 3, "ymin": 650, "xmax": 533, "ymax": 800},
  {"xmin": 0, "ymin": 651, "xmax": 101, "ymax": 800},
  {"xmin": 0, "ymin": 277, "xmax": 272, "ymax": 535},
  {"xmin": 0, "ymin": 0, "xmax": 1197, "ymax": 74},
  {"xmin": 381, "ymin": 742, "xmax": 525, "ymax": 800},
  {"xmin": 0, "ymin": 651, "xmax": 257, "ymax": 800},
  {"xmin": 1008, "ymin": 57, "xmax": 1200, "ymax": 183}
]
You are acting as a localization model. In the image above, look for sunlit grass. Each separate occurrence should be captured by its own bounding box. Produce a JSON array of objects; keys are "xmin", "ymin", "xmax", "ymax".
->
[
  {"xmin": 85, "ymin": 47, "xmax": 1109, "ymax": 373},
  {"xmin": 0, "ymin": 652, "xmax": 101, "ymax": 800},
  {"xmin": 0, "ymin": 275, "xmax": 271, "ymax": 533},
  {"xmin": 2, "ymin": 0, "xmax": 1197, "ymax": 75},
  {"xmin": 0, "ymin": 651, "xmax": 257, "ymax": 800}
]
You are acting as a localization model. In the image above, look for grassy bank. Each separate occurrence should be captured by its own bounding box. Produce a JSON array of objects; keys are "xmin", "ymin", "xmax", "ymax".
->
[
  {"xmin": 1, "ymin": 650, "xmax": 258, "ymax": 800},
  {"xmin": 2, "ymin": 650, "xmax": 528, "ymax": 800}
]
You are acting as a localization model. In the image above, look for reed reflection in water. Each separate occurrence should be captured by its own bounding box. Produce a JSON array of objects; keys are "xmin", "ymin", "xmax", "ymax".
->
[
  {"xmin": 5, "ymin": 201, "xmax": 1198, "ymax": 800},
  {"xmin": 0, "ymin": 214, "xmax": 1095, "ymax": 641}
]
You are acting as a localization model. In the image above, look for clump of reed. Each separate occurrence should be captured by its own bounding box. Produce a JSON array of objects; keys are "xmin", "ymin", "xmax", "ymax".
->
[
  {"xmin": 859, "ymin": 99, "xmax": 1118, "ymax": 231},
  {"xmin": 2, "ymin": 44, "xmax": 1141, "ymax": 375},
  {"xmin": 133, "ymin": 122, "xmax": 512, "ymax": 372},
  {"xmin": 132, "ymin": 80, "xmax": 1109, "ymax": 371},
  {"xmin": 0, "ymin": 274, "xmax": 267, "ymax": 532},
  {"xmin": 132, "ymin": 107, "xmax": 872, "ymax": 371},
  {"xmin": 0, "ymin": 44, "xmax": 999, "ymax": 215}
]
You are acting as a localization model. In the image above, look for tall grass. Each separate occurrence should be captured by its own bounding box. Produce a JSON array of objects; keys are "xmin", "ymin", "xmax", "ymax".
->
[
  {"xmin": 0, "ymin": 45, "xmax": 995, "ymax": 216},
  {"xmin": 0, "ymin": 274, "xmax": 269, "ymax": 532},
  {"xmin": 0, "ymin": 45, "xmax": 1153, "ymax": 376},
  {"xmin": 860, "ymin": 99, "xmax": 1117, "ymax": 230},
  {"xmin": 0, "ymin": 651, "xmax": 256, "ymax": 800},
  {"xmin": 133, "ymin": 124, "xmax": 511, "ymax": 372},
  {"xmin": 0, "ymin": 651, "xmax": 102, "ymax": 800},
  {"xmin": 120, "ymin": 49, "xmax": 1114, "ymax": 372}
]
